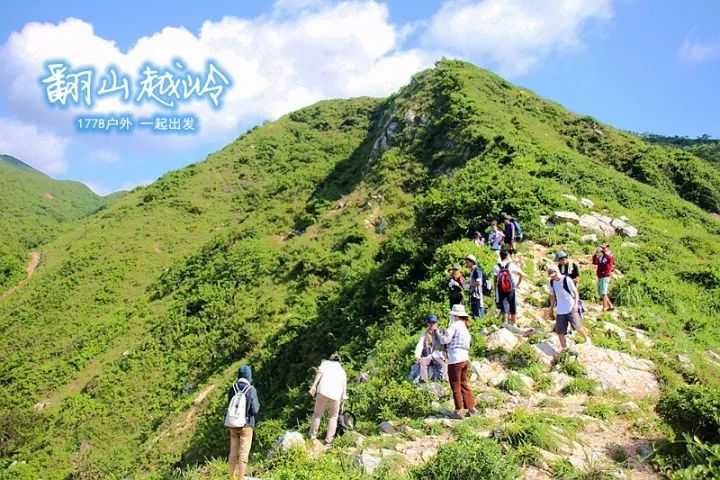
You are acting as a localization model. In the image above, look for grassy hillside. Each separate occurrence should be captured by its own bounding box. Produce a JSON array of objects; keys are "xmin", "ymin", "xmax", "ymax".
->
[
  {"xmin": 0, "ymin": 155, "xmax": 107, "ymax": 289},
  {"xmin": 1, "ymin": 60, "xmax": 719, "ymax": 480},
  {"xmin": 640, "ymin": 133, "xmax": 720, "ymax": 170}
]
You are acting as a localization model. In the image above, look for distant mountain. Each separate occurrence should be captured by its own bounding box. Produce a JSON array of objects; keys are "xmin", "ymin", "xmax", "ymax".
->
[
  {"xmin": 0, "ymin": 154, "xmax": 107, "ymax": 289},
  {"xmin": 640, "ymin": 133, "xmax": 720, "ymax": 169},
  {"xmin": 1, "ymin": 60, "xmax": 718, "ymax": 479}
]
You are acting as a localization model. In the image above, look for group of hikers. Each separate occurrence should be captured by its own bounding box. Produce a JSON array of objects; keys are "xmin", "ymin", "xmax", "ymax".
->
[{"xmin": 224, "ymin": 216, "xmax": 618, "ymax": 479}]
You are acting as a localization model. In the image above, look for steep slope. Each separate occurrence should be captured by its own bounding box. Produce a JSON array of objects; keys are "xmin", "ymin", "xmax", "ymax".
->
[
  {"xmin": 0, "ymin": 155, "xmax": 107, "ymax": 289},
  {"xmin": 1, "ymin": 60, "xmax": 718, "ymax": 479}
]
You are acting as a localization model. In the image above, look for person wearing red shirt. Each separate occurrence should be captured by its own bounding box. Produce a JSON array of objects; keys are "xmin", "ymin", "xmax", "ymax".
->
[{"xmin": 592, "ymin": 243, "xmax": 615, "ymax": 311}]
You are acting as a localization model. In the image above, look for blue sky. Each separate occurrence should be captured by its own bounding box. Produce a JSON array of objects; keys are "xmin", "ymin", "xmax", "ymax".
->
[{"xmin": 0, "ymin": 0, "xmax": 718, "ymax": 194}]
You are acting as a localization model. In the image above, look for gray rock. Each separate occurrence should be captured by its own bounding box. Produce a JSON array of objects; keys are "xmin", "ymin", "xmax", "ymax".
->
[
  {"xmin": 611, "ymin": 218, "xmax": 627, "ymax": 229},
  {"xmin": 356, "ymin": 448, "xmax": 395, "ymax": 474},
  {"xmin": 355, "ymin": 371, "xmax": 370, "ymax": 383},
  {"xmin": 547, "ymin": 371, "xmax": 572, "ymax": 395},
  {"xmin": 563, "ymin": 194, "xmax": 578, "ymax": 202},
  {"xmin": 553, "ymin": 211, "xmax": 580, "ymax": 224},
  {"xmin": 375, "ymin": 218, "xmax": 388, "ymax": 234},
  {"xmin": 580, "ymin": 233, "xmax": 598, "ymax": 243},
  {"xmin": 421, "ymin": 382, "xmax": 448, "ymax": 400},
  {"xmin": 534, "ymin": 341, "xmax": 560, "ymax": 370},
  {"xmin": 637, "ymin": 444, "xmax": 652, "ymax": 459},
  {"xmin": 379, "ymin": 420, "xmax": 395, "ymax": 434},
  {"xmin": 486, "ymin": 328, "xmax": 521, "ymax": 352},
  {"xmin": 621, "ymin": 225, "xmax": 638, "ymax": 237},
  {"xmin": 580, "ymin": 198, "xmax": 595, "ymax": 208},
  {"xmin": 603, "ymin": 321, "xmax": 627, "ymax": 339},
  {"xmin": 619, "ymin": 401, "xmax": 640, "ymax": 413},
  {"xmin": 572, "ymin": 343, "xmax": 659, "ymax": 396},
  {"xmin": 275, "ymin": 431, "xmax": 305, "ymax": 453},
  {"xmin": 579, "ymin": 214, "xmax": 615, "ymax": 237}
]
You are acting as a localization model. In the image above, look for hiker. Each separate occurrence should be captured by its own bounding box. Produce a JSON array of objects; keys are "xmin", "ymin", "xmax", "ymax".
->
[
  {"xmin": 487, "ymin": 220, "xmax": 505, "ymax": 260},
  {"xmin": 473, "ymin": 231, "xmax": 485, "ymax": 247},
  {"xmin": 309, "ymin": 353, "xmax": 348, "ymax": 445},
  {"xmin": 414, "ymin": 314, "xmax": 448, "ymax": 382},
  {"xmin": 503, "ymin": 216, "xmax": 522, "ymax": 258},
  {"xmin": 464, "ymin": 254, "xmax": 489, "ymax": 318},
  {"xmin": 433, "ymin": 304, "xmax": 477, "ymax": 419},
  {"xmin": 555, "ymin": 250, "xmax": 580, "ymax": 284},
  {"xmin": 592, "ymin": 243, "xmax": 615, "ymax": 311},
  {"xmin": 547, "ymin": 266, "xmax": 590, "ymax": 349},
  {"xmin": 448, "ymin": 265, "xmax": 466, "ymax": 307},
  {"xmin": 226, "ymin": 365, "xmax": 260, "ymax": 480},
  {"xmin": 493, "ymin": 250, "xmax": 524, "ymax": 325},
  {"xmin": 555, "ymin": 250, "xmax": 585, "ymax": 319}
]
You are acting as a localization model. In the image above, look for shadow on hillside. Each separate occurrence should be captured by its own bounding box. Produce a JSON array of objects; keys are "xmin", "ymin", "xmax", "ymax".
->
[{"xmin": 290, "ymin": 104, "xmax": 386, "ymax": 233}]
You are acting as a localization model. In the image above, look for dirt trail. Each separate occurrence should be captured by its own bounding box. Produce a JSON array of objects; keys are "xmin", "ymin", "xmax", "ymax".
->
[{"xmin": 1, "ymin": 251, "xmax": 41, "ymax": 299}]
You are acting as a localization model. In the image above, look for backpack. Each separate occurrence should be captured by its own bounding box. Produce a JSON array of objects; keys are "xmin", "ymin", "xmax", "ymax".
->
[
  {"xmin": 481, "ymin": 271, "xmax": 493, "ymax": 296},
  {"xmin": 551, "ymin": 277, "xmax": 583, "ymax": 318},
  {"xmin": 512, "ymin": 220, "xmax": 524, "ymax": 240},
  {"xmin": 224, "ymin": 380, "xmax": 251, "ymax": 428},
  {"xmin": 551, "ymin": 276, "xmax": 573, "ymax": 296},
  {"xmin": 497, "ymin": 263, "xmax": 514, "ymax": 294}
]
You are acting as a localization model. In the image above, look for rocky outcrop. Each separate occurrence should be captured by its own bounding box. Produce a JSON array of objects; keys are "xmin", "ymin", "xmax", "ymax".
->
[
  {"xmin": 486, "ymin": 328, "xmax": 521, "ymax": 351},
  {"xmin": 572, "ymin": 344, "xmax": 659, "ymax": 396},
  {"xmin": 549, "ymin": 209, "xmax": 639, "ymax": 238}
]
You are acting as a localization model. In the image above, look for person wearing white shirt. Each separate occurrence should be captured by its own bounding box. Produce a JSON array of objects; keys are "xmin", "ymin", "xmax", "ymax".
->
[
  {"xmin": 308, "ymin": 353, "xmax": 348, "ymax": 444},
  {"xmin": 433, "ymin": 304, "xmax": 477, "ymax": 419},
  {"xmin": 547, "ymin": 265, "xmax": 590, "ymax": 349}
]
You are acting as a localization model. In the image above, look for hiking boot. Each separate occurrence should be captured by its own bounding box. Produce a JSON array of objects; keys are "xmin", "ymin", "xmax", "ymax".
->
[
  {"xmin": 447, "ymin": 411, "xmax": 464, "ymax": 420},
  {"xmin": 468, "ymin": 408, "xmax": 479, "ymax": 416}
]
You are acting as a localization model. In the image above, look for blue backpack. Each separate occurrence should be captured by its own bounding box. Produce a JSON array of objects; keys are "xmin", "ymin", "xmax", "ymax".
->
[{"xmin": 512, "ymin": 220, "xmax": 524, "ymax": 240}]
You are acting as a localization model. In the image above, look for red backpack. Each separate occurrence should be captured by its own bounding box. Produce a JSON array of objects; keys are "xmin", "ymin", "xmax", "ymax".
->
[{"xmin": 497, "ymin": 263, "xmax": 514, "ymax": 294}]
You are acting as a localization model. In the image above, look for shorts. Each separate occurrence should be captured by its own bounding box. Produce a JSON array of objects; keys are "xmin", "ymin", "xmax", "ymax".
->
[
  {"xmin": 598, "ymin": 276, "xmax": 610, "ymax": 295},
  {"xmin": 555, "ymin": 312, "xmax": 581, "ymax": 335},
  {"xmin": 229, "ymin": 426, "xmax": 253, "ymax": 464},
  {"xmin": 496, "ymin": 290, "xmax": 517, "ymax": 315}
]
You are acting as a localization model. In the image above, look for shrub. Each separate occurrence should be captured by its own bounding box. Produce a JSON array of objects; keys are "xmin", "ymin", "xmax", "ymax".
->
[
  {"xmin": 656, "ymin": 385, "xmax": 720, "ymax": 444},
  {"xmin": 554, "ymin": 350, "xmax": 585, "ymax": 377},
  {"xmin": 498, "ymin": 372, "xmax": 531, "ymax": 395},
  {"xmin": 495, "ymin": 408, "xmax": 580, "ymax": 453},
  {"xmin": 411, "ymin": 438, "xmax": 520, "ymax": 480},
  {"xmin": 507, "ymin": 343, "xmax": 539, "ymax": 370},
  {"xmin": 583, "ymin": 399, "xmax": 617, "ymax": 420},
  {"xmin": 562, "ymin": 377, "xmax": 599, "ymax": 395}
]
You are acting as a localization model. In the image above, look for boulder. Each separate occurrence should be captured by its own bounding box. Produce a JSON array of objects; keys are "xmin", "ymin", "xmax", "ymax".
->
[
  {"xmin": 539, "ymin": 215, "xmax": 555, "ymax": 228},
  {"xmin": 619, "ymin": 401, "xmax": 640, "ymax": 413},
  {"xmin": 356, "ymin": 448, "xmax": 396, "ymax": 474},
  {"xmin": 580, "ymin": 234, "xmax": 598, "ymax": 243},
  {"xmin": 579, "ymin": 214, "xmax": 615, "ymax": 237},
  {"xmin": 603, "ymin": 322, "xmax": 627, "ymax": 339},
  {"xmin": 379, "ymin": 420, "xmax": 395, "ymax": 434},
  {"xmin": 553, "ymin": 211, "xmax": 580, "ymax": 224},
  {"xmin": 275, "ymin": 431, "xmax": 305, "ymax": 453},
  {"xmin": 591, "ymin": 212, "xmax": 613, "ymax": 224},
  {"xmin": 421, "ymin": 382, "xmax": 448, "ymax": 400},
  {"xmin": 471, "ymin": 360, "xmax": 506, "ymax": 386},
  {"xmin": 611, "ymin": 218, "xmax": 627, "ymax": 229},
  {"xmin": 355, "ymin": 371, "xmax": 370, "ymax": 383},
  {"xmin": 621, "ymin": 225, "xmax": 638, "ymax": 237},
  {"xmin": 571, "ymin": 343, "xmax": 659, "ymax": 396},
  {"xmin": 547, "ymin": 372, "xmax": 572, "ymax": 395},
  {"xmin": 619, "ymin": 215, "xmax": 629, "ymax": 222},
  {"xmin": 580, "ymin": 198, "xmax": 595, "ymax": 208},
  {"xmin": 533, "ymin": 341, "xmax": 560, "ymax": 370},
  {"xmin": 486, "ymin": 328, "xmax": 521, "ymax": 352},
  {"xmin": 563, "ymin": 194, "xmax": 578, "ymax": 202}
]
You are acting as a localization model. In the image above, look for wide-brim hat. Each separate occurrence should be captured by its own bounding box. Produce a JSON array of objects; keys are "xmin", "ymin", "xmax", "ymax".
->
[
  {"xmin": 449, "ymin": 304, "xmax": 470, "ymax": 317},
  {"xmin": 464, "ymin": 254, "xmax": 477, "ymax": 264}
]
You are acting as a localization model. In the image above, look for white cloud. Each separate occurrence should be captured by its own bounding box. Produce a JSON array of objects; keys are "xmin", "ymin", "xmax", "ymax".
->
[
  {"xmin": 679, "ymin": 36, "xmax": 720, "ymax": 63},
  {"xmin": 425, "ymin": 0, "xmax": 613, "ymax": 75},
  {"xmin": 90, "ymin": 148, "xmax": 121, "ymax": 163},
  {"xmin": 0, "ymin": 117, "xmax": 68, "ymax": 174}
]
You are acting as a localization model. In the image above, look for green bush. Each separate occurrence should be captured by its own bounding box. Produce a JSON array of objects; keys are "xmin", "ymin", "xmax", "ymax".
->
[
  {"xmin": 562, "ymin": 377, "xmax": 599, "ymax": 395},
  {"xmin": 411, "ymin": 438, "xmax": 520, "ymax": 480},
  {"xmin": 507, "ymin": 343, "xmax": 539, "ymax": 370},
  {"xmin": 656, "ymin": 385, "xmax": 720, "ymax": 444},
  {"xmin": 495, "ymin": 408, "xmax": 579, "ymax": 453}
]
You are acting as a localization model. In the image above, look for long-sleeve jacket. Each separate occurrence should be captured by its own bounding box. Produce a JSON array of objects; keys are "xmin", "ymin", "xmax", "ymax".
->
[
  {"xmin": 592, "ymin": 253, "xmax": 615, "ymax": 278},
  {"xmin": 227, "ymin": 366, "xmax": 260, "ymax": 428}
]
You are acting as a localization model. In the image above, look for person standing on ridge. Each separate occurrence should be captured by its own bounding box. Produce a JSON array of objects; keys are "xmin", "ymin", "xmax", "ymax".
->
[
  {"xmin": 464, "ymin": 254, "xmax": 488, "ymax": 318},
  {"xmin": 592, "ymin": 243, "xmax": 615, "ymax": 311},
  {"xmin": 226, "ymin": 365, "xmax": 260, "ymax": 480},
  {"xmin": 448, "ymin": 265, "xmax": 466, "ymax": 307},
  {"xmin": 547, "ymin": 265, "xmax": 590, "ymax": 350},
  {"xmin": 487, "ymin": 220, "xmax": 505, "ymax": 261},
  {"xmin": 503, "ymin": 215, "xmax": 521, "ymax": 259},
  {"xmin": 555, "ymin": 250, "xmax": 585, "ymax": 319},
  {"xmin": 493, "ymin": 250, "xmax": 524, "ymax": 326},
  {"xmin": 433, "ymin": 304, "xmax": 477, "ymax": 419},
  {"xmin": 309, "ymin": 353, "xmax": 348, "ymax": 445},
  {"xmin": 414, "ymin": 314, "xmax": 448, "ymax": 382}
]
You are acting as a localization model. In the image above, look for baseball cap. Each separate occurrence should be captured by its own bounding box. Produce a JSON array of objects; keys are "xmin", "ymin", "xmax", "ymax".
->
[{"xmin": 426, "ymin": 314, "xmax": 438, "ymax": 323}]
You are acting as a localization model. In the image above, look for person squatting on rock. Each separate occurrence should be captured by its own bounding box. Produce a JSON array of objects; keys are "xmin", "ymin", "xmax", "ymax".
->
[
  {"xmin": 433, "ymin": 304, "xmax": 477, "ymax": 419},
  {"xmin": 308, "ymin": 353, "xmax": 348, "ymax": 445},
  {"xmin": 225, "ymin": 365, "xmax": 260, "ymax": 480},
  {"xmin": 414, "ymin": 313, "xmax": 448, "ymax": 382}
]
